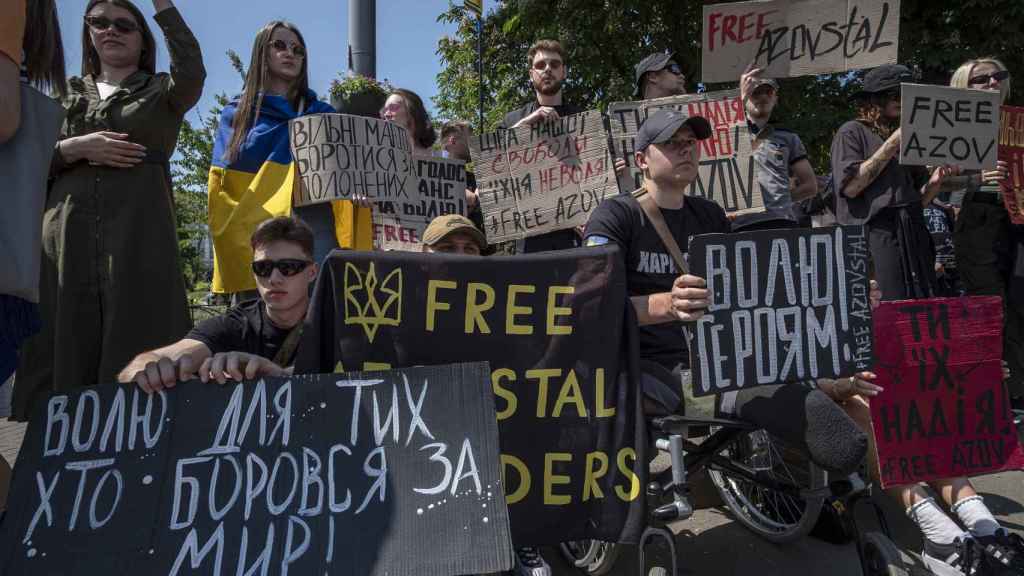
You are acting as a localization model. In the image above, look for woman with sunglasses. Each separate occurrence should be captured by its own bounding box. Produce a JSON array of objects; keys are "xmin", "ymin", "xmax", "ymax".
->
[
  {"xmin": 13, "ymin": 0, "xmax": 204, "ymax": 421},
  {"xmin": 949, "ymin": 57, "xmax": 1024, "ymax": 412},
  {"xmin": 208, "ymin": 21, "xmax": 370, "ymax": 304}
]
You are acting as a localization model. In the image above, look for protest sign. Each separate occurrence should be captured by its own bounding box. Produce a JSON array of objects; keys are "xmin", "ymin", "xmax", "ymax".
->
[
  {"xmin": 373, "ymin": 157, "xmax": 468, "ymax": 251},
  {"xmin": 1000, "ymin": 105, "xmax": 1024, "ymax": 224},
  {"xmin": 688, "ymin": 226, "xmax": 874, "ymax": 396},
  {"xmin": 869, "ymin": 297, "xmax": 1024, "ymax": 488},
  {"xmin": 899, "ymin": 83, "xmax": 1000, "ymax": 170},
  {"xmin": 294, "ymin": 246, "xmax": 647, "ymax": 546},
  {"xmin": 606, "ymin": 90, "xmax": 764, "ymax": 214},
  {"xmin": 469, "ymin": 110, "xmax": 615, "ymax": 243},
  {"xmin": 701, "ymin": 0, "xmax": 900, "ymax": 83},
  {"xmin": 0, "ymin": 365, "xmax": 513, "ymax": 576}
]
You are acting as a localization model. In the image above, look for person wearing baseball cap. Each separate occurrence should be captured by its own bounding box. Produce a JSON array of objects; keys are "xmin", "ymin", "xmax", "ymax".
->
[
  {"xmin": 634, "ymin": 51, "xmax": 687, "ymax": 100},
  {"xmin": 421, "ymin": 214, "xmax": 487, "ymax": 256},
  {"xmin": 831, "ymin": 63, "xmax": 960, "ymax": 302}
]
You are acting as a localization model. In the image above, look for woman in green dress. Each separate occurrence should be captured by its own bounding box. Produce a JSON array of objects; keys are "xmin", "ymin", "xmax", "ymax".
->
[{"xmin": 14, "ymin": 0, "xmax": 205, "ymax": 420}]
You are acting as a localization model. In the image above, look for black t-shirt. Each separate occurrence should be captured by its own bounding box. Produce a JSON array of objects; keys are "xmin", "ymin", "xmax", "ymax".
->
[
  {"xmin": 500, "ymin": 100, "xmax": 583, "ymax": 130},
  {"xmin": 584, "ymin": 194, "xmax": 730, "ymax": 369},
  {"xmin": 186, "ymin": 299, "xmax": 297, "ymax": 365}
]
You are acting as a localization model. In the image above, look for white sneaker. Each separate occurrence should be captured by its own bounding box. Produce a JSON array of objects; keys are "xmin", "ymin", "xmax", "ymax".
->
[{"xmin": 514, "ymin": 547, "xmax": 551, "ymax": 576}]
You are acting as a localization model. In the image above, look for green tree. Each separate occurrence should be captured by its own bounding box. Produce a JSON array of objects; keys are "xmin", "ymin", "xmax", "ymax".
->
[{"xmin": 435, "ymin": 0, "xmax": 1024, "ymax": 174}]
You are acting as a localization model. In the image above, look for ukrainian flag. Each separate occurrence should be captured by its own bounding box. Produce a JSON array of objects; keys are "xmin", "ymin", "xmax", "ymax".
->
[{"xmin": 208, "ymin": 91, "xmax": 372, "ymax": 293}]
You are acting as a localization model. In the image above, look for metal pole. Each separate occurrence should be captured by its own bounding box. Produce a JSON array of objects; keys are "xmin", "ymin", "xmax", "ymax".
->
[
  {"xmin": 349, "ymin": 0, "xmax": 377, "ymax": 78},
  {"xmin": 477, "ymin": 17, "xmax": 484, "ymax": 129}
]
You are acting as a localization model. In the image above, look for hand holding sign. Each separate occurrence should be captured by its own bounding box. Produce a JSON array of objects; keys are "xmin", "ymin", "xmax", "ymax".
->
[
  {"xmin": 671, "ymin": 275, "xmax": 710, "ymax": 322},
  {"xmin": 199, "ymin": 351, "xmax": 287, "ymax": 384}
]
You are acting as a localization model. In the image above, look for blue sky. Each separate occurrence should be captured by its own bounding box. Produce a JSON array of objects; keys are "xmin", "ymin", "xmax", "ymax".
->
[{"xmin": 57, "ymin": 0, "xmax": 464, "ymax": 124}]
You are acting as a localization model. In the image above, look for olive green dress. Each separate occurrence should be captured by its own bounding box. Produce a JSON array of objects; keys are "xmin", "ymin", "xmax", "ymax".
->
[{"xmin": 13, "ymin": 8, "xmax": 205, "ymax": 420}]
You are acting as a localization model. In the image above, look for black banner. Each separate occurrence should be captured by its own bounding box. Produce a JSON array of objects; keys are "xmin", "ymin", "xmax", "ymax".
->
[
  {"xmin": 689, "ymin": 226, "xmax": 874, "ymax": 396},
  {"xmin": 294, "ymin": 246, "xmax": 646, "ymax": 545},
  {"xmin": 0, "ymin": 364, "xmax": 513, "ymax": 576}
]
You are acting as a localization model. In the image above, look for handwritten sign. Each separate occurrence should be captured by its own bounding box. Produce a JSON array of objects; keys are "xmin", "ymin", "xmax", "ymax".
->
[
  {"xmin": 689, "ymin": 226, "xmax": 874, "ymax": 396},
  {"xmin": 0, "ymin": 365, "xmax": 513, "ymax": 575},
  {"xmin": 1000, "ymin": 105, "xmax": 1024, "ymax": 224},
  {"xmin": 870, "ymin": 297, "xmax": 1024, "ymax": 488},
  {"xmin": 899, "ymin": 83, "xmax": 1000, "ymax": 170},
  {"xmin": 469, "ymin": 110, "xmax": 615, "ymax": 243},
  {"xmin": 701, "ymin": 0, "xmax": 900, "ymax": 84},
  {"xmin": 606, "ymin": 90, "xmax": 764, "ymax": 214},
  {"xmin": 294, "ymin": 247, "xmax": 647, "ymax": 546},
  {"xmin": 373, "ymin": 158, "xmax": 468, "ymax": 251}
]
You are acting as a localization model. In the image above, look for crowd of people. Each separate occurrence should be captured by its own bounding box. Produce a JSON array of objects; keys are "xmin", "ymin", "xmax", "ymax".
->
[{"xmin": 2, "ymin": 1, "xmax": 1023, "ymax": 575}]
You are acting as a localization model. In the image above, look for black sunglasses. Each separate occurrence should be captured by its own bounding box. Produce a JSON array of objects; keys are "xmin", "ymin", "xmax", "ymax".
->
[
  {"xmin": 85, "ymin": 15, "xmax": 140, "ymax": 34},
  {"xmin": 252, "ymin": 258, "xmax": 311, "ymax": 278},
  {"xmin": 969, "ymin": 70, "xmax": 1010, "ymax": 86},
  {"xmin": 269, "ymin": 39, "xmax": 306, "ymax": 58}
]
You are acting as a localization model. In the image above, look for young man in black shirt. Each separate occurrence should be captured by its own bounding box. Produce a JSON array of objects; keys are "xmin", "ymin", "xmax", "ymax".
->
[
  {"xmin": 585, "ymin": 109, "xmax": 867, "ymax": 477},
  {"xmin": 118, "ymin": 216, "xmax": 318, "ymax": 393}
]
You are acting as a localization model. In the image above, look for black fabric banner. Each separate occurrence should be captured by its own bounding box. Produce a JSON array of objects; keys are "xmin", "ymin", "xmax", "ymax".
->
[
  {"xmin": 689, "ymin": 226, "xmax": 875, "ymax": 396},
  {"xmin": 0, "ymin": 364, "xmax": 513, "ymax": 576},
  {"xmin": 295, "ymin": 246, "xmax": 647, "ymax": 545}
]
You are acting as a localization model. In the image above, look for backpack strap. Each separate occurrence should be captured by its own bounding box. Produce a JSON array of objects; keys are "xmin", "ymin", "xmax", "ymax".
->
[
  {"xmin": 634, "ymin": 188, "xmax": 689, "ymax": 275},
  {"xmin": 273, "ymin": 324, "xmax": 304, "ymax": 367}
]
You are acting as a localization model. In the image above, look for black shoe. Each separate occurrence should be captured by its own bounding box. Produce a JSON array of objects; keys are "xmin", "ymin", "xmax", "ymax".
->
[
  {"xmin": 513, "ymin": 547, "xmax": 551, "ymax": 576},
  {"xmin": 976, "ymin": 530, "xmax": 1024, "ymax": 575},
  {"xmin": 922, "ymin": 536, "xmax": 983, "ymax": 576}
]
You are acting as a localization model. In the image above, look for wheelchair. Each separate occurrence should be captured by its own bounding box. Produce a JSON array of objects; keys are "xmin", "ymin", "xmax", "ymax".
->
[{"xmin": 560, "ymin": 412, "xmax": 910, "ymax": 576}]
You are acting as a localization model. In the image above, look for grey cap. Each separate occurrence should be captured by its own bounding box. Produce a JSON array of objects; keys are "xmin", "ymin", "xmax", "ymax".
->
[
  {"xmin": 750, "ymin": 77, "xmax": 779, "ymax": 91},
  {"xmin": 634, "ymin": 51, "xmax": 675, "ymax": 97},
  {"xmin": 852, "ymin": 64, "xmax": 913, "ymax": 99},
  {"xmin": 635, "ymin": 109, "xmax": 712, "ymax": 153}
]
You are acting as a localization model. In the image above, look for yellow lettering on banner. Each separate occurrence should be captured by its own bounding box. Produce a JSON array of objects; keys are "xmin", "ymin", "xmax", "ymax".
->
[
  {"xmin": 546, "ymin": 286, "xmax": 574, "ymax": 335},
  {"xmin": 465, "ymin": 282, "xmax": 496, "ymax": 334},
  {"xmin": 595, "ymin": 369, "xmax": 616, "ymax": 418},
  {"xmin": 334, "ymin": 361, "xmax": 346, "ymax": 374},
  {"xmin": 426, "ymin": 280, "xmax": 456, "ymax": 331},
  {"xmin": 583, "ymin": 451, "xmax": 609, "ymax": 501},
  {"xmin": 506, "ymin": 285, "xmax": 536, "ymax": 335},
  {"xmin": 362, "ymin": 362, "xmax": 392, "ymax": 372},
  {"xmin": 543, "ymin": 452, "xmax": 572, "ymax": 505},
  {"xmin": 502, "ymin": 454, "xmax": 531, "ymax": 504},
  {"xmin": 526, "ymin": 369, "xmax": 560, "ymax": 417},
  {"xmin": 491, "ymin": 368, "xmax": 518, "ymax": 420},
  {"xmin": 551, "ymin": 370, "xmax": 586, "ymax": 418},
  {"xmin": 615, "ymin": 448, "xmax": 641, "ymax": 502}
]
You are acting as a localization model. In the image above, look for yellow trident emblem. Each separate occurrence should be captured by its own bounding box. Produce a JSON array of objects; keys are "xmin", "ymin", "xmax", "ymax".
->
[{"xmin": 343, "ymin": 262, "xmax": 403, "ymax": 343}]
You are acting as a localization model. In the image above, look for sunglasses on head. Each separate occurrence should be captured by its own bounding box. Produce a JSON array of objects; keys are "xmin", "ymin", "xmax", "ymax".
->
[
  {"xmin": 85, "ymin": 15, "xmax": 140, "ymax": 34},
  {"xmin": 251, "ymin": 258, "xmax": 311, "ymax": 278},
  {"xmin": 663, "ymin": 63, "xmax": 685, "ymax": 77},
  {"xmin": 532, "ymin": 58, "xmax": 563, "ymax": 72},
  {"xmin": 969, "ymin": 70, "xmax": 1010, "ymax": 85},
  {"xmin": 269, "ymin": 39, "xmax": 306, "ymax": 58}
]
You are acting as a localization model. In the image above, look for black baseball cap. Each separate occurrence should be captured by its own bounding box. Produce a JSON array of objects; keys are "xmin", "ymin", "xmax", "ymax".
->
[
  {"xmin": 852, "ymin": 64, "xmax": 913, "ymax": 99},
  {"xmin": 635, "ymin": 109, "xmax": 712, "ymax": 153},
  {"xmin": 634, "ymin": 52, "xmax": 675, "ymax": 97}
]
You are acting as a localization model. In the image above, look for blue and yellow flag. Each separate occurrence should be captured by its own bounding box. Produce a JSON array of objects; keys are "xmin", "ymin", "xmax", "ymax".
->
[
  {"xmin": 465, "ymin": 0, "xmax": 482, "ymax": 17},
  {"xmin": 208, "ymin": 91, "xmax": 372, "ymax": 293}
]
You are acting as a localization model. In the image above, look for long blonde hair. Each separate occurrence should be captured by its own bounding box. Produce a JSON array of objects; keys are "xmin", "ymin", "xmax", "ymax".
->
[
  {"xmin": 950, "ymin": 57, "xmax": 1011, "ymax": 104},
  {"xmin": 225, "ymin": 21, "xmax": 310, "ymax": 163}
]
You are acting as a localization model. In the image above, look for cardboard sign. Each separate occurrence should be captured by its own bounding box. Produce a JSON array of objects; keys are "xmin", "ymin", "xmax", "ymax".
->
[
  {"xmin": 373, "ymin": 157, "xmax": 468, "ymax": 251},
  {"xmin": 701, "ymin": 0, "xmax": 900, "ymax": 84},
  {"xmin": 0, "ymin": 365, "xmax": 513, "ymax": 576},
  {"xmin": 869, "ymin": 297, "xmax": 1024, "ymax": 488},
  {"xmin": 689, "ymin": 226, "xmax": 874, "ymax": 396},
  {"xmin": 469, "ymin": 110, "xmax": 615, "ymax": 243},
  {"xmin": 606, "ymin": 90, "xmax": 764, "ymax": 214},
  {"xmin": 900, "ymin": 83, "xmax": 1000, "ymax": 170},
  {"xmin": 999, "ymin": 105, "xmax": 1024, "ymax": 224},
  {"xmin": 294, "ymin": 247, "xmax": 647, "ymax": 546}
]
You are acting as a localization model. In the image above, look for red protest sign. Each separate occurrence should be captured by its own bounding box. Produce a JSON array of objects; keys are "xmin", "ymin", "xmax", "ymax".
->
[
  {"xmin": 1000, "ymin": 105, "xmax": 1024, "ymax": 224},
  {"xmin": 869, "ymin": 297, "xmax": 1023, "ymax": 489}
]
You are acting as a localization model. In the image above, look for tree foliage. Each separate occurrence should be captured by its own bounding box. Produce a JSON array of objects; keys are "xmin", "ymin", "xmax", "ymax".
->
[{"xmin": 434, "ymin": 0, "xmax": 1024, "ymax": 174}]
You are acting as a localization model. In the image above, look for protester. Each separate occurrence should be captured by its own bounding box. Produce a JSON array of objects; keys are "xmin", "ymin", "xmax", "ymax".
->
[
  {"xmin": 119, "ymin": 216, "xmax": 315, "ymax": 392},
  {"xmin": 13, "ymin": 0, "xmax": 205, "ymax": 421},
  {"xmin": 585, "ymin": 109, "xmax": 868, "ymax": 476},
  {"xmin": 382, "ymin": 87, "xmax": 437, "ymax": 156},
  {"xmin": 736, "ymin": 65, "xmax": 817, "ymax": 229},
  {"xmin": 500, "ymin": 39, "xmax": 581, "ymax": 253},
  {"xmin": 634, "ymin": 51, "xmax": 687, "ymax": 100},
  {"xmin": 440, "ymin": 120, "xmax": 485, "ymax": 235},
  {"xmin": 208, "ymin": 21, "xmax": 363, "ymax": 304},
  {"xmin": 948, "ymin": 57, "xmax": 1023, "ymax": 409},
  {"xmin": 830, "ymin": 64, "xmax": 959, "ymax": 301},
  {"xmin": 421, "ymin": 214, "xmax": 486, "ymax": 255}
]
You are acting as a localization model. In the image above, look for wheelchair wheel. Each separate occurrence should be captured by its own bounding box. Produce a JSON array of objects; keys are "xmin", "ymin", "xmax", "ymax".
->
[
  {"xmin": 861, "ymin": 531, "xmax": 909, "ymax": 576},
  {"xmin": 558, "ymin": 539, "xmax": 620, "ymax": 575},
  {"xmin": 707, "ymin": 428, "xmax": 825, "ymax": 544}
]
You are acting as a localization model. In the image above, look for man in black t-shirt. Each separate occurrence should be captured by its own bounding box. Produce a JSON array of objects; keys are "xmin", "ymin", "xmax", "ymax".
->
[
  {"xmin": 500, "ymin": 38, "xmax": 582, "ymax": 254},
  {"xmin": 118, "ymin": 217, "xmax": 318, "ymax": 393},
  {"xmin": 585, "ymin": 110, "xmax": 867, "ymax": 477}
]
